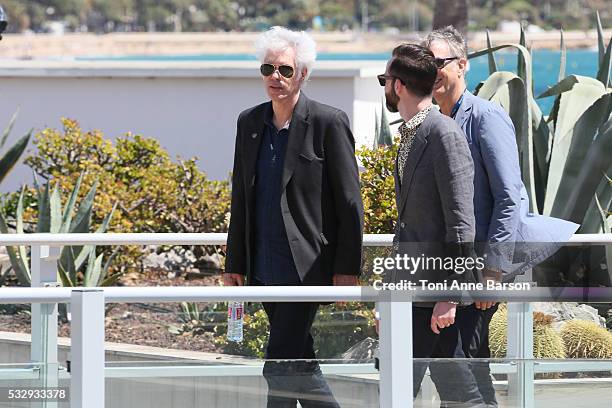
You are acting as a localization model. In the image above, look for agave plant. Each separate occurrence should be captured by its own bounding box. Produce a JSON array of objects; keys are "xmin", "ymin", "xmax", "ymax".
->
[
  {"xmin": 168, "ymin": 302, "xmax": 217, "ymax": 336},
  {"xmin": 0, "ymin": 109, "xmax": 31, "ymax": 186},
  {"xmin": 469, "ymin": 13, "xmax": 612, "ymax": 234},
  {"xmin": 0, "ymin": 110, "xmax": 32, "ymax": 284},
  {"xmin": 373, "ymin": 99, "xmax": 393, "ymax": 148},
  {"xmin": 0, "ymin": 172, "xmax": 119, "ymax": 287}
]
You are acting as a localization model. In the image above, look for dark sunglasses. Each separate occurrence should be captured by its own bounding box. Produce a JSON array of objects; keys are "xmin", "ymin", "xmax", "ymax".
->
[
  {"xmin": 260, "ymin": 63, "xmax": 295, "ymax": 78},
  {"xmin": 434, "ymin": 56, "xmax": 459, "ymax": 69},
  {"xmin": 377, "ymin": 74, "xmax": 397, "ymax": 86}
]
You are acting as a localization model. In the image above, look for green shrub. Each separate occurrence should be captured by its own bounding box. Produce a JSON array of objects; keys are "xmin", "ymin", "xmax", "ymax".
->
[
  {"xmin": 11, "ymin": 118, "xmax": 231, "ymax": 274},
  {"xmin": 357, "ymin": 140, "xmax": 398, "ymax": 283},
  {"xmin": 358, "ymin": 140, "xmax": 398, "ymax": 235}
]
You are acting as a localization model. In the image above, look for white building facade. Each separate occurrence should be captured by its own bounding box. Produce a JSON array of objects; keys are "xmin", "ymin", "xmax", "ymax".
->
[{"xmin": 0, "ymin": 60, "xmax": 393, "ymax": 191}]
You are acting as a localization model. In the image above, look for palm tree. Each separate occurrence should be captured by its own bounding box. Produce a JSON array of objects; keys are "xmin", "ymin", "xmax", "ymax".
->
[{"xmin": 432, "ymin": 0, "xmax": 468, "ymax": 35}]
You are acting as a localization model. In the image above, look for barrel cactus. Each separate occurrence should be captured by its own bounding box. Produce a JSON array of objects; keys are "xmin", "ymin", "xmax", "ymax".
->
[
  {"xmin": 489, "ymin": 304, "xmax": 508, "ymax": 358},
  {"xmin": 533, "ymin": 312, "xmax": 566, "ymax": 359},
  {"xmin": 561, "ymin": 320, "xmax": 612, "ymax": 359},
  {"xmin": 489, "ymin": 304, "xmax": 565, "ymax": 359}
]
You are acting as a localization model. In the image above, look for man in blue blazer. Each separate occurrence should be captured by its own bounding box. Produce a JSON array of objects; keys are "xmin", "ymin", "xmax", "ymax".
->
[{"xmin": 424, "ymin": 26, "xmax": 578, "ymax": 407}]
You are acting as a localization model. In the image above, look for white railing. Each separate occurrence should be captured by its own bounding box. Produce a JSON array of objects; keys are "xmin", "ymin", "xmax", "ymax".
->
[{"xmin": 0, "ymin": 232, "xmax": 611, "ymax": 408}]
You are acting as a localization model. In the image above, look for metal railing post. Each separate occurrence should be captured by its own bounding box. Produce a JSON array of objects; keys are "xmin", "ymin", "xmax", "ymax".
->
[
  {"xmin": 507, "ymin": 302, "xmax": 534, "ymax": 408},
  {"xmin": 71, "ymin": 289, "xmax": 105, "ymax": 408},
  {"xmin": 379, "ymin": 300, "xmax": 413, "ymax": 408},
  {"xmin": 30, "ymin": 245, "xmax": 61, "ymax": 408}
]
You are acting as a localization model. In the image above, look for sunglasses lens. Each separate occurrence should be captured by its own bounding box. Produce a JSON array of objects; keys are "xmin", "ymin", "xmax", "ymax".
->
[
  {"xmin": 377, "ymin": 75, "xmax": 386, "ymax": 86},
  {"xmin": 260, "ymin": 64, "xmax": 275, "ymax": 76},
  {"xmin": 434, "ymin": 59, "xmax": 444, "ymax": 68},
  {"xmin": 279, "ymin": 65, "xmax": 294, "ymax": 78}
]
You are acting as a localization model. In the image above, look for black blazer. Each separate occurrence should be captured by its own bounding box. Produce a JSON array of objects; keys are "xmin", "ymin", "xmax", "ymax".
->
[{"xmin": 225, "ymin": 93, "xmax": 364, "ymax": 285}]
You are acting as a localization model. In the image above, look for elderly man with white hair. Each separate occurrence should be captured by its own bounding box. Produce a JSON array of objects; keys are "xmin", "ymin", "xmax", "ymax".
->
[{"xmin": 224, "ymin": 26, "xmax": 364, "ymax": 408}]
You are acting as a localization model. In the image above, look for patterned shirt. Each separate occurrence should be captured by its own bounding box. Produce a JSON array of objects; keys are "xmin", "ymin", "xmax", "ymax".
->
[{"xmin": 397, "ymin": 105, "xmax": 433, "ymax": 183}]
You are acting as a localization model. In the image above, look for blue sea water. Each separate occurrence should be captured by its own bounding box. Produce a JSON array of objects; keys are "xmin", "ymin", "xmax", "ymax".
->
[{"xmin": 80, "ymin": 49, "xmax": 604, "ymax": 115}]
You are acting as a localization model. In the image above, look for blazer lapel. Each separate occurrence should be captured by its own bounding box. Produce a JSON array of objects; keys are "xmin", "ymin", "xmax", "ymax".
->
[
  {"xmin": 393, "ymin": 154, "xmax": 401, "ymax": 209},
  {"xmin": 454, "ymin": 91, "xmax": 473, "ymax": 130},
  {"xmin": 396, "ymin": 110, "xmax": 436, "ymax": 216},
  {"xmin": 281, "ymin": 93, "xmax": 310, "ymax": 191},
  {"xmin": 242, "ymin": 104, "xmax": 267, "ymax": 193}
]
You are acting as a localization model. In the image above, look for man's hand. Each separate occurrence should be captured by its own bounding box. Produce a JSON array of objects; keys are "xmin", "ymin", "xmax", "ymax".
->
[
  {"xmin": 475, "ymin": 272, "xmax": 500, "ymax": 310},
  {"xmin": 430, "ymin": 301, "xmax": 457, "ymax": 334},
  {"xmin": 474, "ymin": 301, "xmax": 497, "ymax": 310},
  {"xmin": 333, "ymin": 274, "xmax": 359, "ymax": 286},
  {"xmin": 223, "ymin": 273, "xmax": 245, "ymax": 286},
  {"xmin": 333, "ymin": 274, "xmax": 358, "ymax": 306}
]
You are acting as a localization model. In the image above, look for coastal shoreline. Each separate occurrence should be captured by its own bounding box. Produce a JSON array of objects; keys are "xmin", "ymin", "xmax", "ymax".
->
[{"xmin": 1, "ymin": 30, "xmax": 608, "ymax": 60}]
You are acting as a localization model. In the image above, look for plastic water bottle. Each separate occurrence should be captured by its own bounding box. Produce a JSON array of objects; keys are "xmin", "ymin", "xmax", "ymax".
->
[{"xmin": 227, "ymin": 301, "xmax": 244, "ymax": 342}]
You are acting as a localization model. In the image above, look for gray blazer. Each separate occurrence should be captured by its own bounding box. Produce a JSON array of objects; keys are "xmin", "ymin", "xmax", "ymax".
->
[{"xmin": 392, "ymin": 108, "xmax": 477, "ymax": 291}]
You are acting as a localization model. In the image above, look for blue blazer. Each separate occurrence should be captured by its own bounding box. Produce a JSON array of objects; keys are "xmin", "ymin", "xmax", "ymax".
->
[{"xmin": 454, "ymin": 91, "xmax": 578, "ymax": 278}]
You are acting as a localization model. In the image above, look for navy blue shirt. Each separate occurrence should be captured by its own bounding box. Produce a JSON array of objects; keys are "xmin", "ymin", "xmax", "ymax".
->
[{"xmin": 253, "ymin": 108, "xmax": 301, "ymax": 285}]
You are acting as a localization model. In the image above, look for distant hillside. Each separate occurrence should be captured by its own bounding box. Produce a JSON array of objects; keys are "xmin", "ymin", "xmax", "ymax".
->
[{"xmin": 1, "ymin": 1, "xmax": 609, "ymax": 34}]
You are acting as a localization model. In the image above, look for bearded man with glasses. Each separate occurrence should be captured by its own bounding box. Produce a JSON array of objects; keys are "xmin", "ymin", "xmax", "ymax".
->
[
  {"xmin": 224, "ymin": 26, "xmax": 364, "ymax": 408},
  {"xmin": 377, "ymin": 43, "xmax": 486, "ymax": 407}
]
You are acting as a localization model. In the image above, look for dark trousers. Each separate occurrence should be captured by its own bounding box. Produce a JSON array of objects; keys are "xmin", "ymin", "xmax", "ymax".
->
[
  {"xmin": 454, "ymin": 304, "xmax": 499, "ymax": 407},
  {"xmin": 262, "ymin": 301, "xmax": 340, "ymax": 408},
  {"xmin": 412, "ymin": 307, "xmax": 486, "ymax": 407}
]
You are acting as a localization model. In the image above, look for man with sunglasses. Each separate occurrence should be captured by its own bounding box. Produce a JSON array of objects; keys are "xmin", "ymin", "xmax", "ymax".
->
[
  {"xmin": 423, "ymin": 26, "xmax": 578, "ymax": 407},
  {"xmin": 224, "ymin": 26, "xmax": 363, "ymax": 408},
  {"xmin": 379, "ymin": 43, "xmax": 486, "ymax": 406}
]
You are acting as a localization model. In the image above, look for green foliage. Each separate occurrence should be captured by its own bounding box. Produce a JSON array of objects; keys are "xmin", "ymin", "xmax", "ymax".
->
[
  {"xmin": 0, "ymin": 110, "xmax": 32, "ymax": 285},
  {"xmin": 20, "ymin": 118, "xmax": 231, "ymax": 273},
  {"xmin": 561, "ymin": 319, "xmax": 612, "ymax": 359},
  {"xmin": 489, "ymin": 305, "xmax": 566, "ymax": 359},
  {"xmin": 0, "ymin": 110, "xmax": 31, "ymax": 187},
  {"xmin": 374, "ymin": 100, "xmax": 393, "ymax": 148},
  {"xmin": 358, "ymin": 140, "xmax": 398, "ymax": 235},
  {"xmin": 168, "ymin": 301, "xmax": 216, "ymax": 336},
  {"xmin": 0, "ymin": 173, "xmax": 118, "ymax": 287},
  {"xmin": 470, "ymin": 21, "xmax": 612, "ymax": 232},
  {"xmin": 3, "ymin": 0, "xmax": 607, "ymax": 33}
]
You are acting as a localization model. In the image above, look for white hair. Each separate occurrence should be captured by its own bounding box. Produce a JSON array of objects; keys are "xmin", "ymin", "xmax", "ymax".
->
[{"xmin": 254, "ymin": 26, "xmax": 317, "ymax": 82}]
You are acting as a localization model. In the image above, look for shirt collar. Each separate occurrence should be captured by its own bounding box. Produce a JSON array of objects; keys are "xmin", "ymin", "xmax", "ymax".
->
[
  {"xmin": 400, "ymin": 105, "xmax": 433, "ymax": 134},
  {"xmin": 265, "ymin": 103, "xmax": 292, "ymax": 130}
]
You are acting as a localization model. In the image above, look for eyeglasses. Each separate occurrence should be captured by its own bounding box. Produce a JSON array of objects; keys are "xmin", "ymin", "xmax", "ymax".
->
[
  {"xmin": 377, "ymin": 74, "xmax": 397, "ymax": 86},
  {"xmin": 434, "ymin": 56, "xmax": 459, "ymax": 69},
  {"xmin": 260, "ymin": 63, "xmax": 295, "ymax": 79}
]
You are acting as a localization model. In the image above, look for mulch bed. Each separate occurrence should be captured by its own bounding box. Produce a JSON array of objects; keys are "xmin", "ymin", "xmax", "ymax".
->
[{"xmin": 0, "ymin": 268, "xmax": 224, "ymax": 354}]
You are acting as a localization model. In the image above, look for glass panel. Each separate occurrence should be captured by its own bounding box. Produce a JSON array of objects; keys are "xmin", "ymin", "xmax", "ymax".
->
[
  {"xmin": 0, "ymin": 304, "xmax": 33, "ymax": 364},
  {"xmin": 0, "ymin": 362, "xmax": 68, "ymax": 408},
  {"xmin": 104, "ymin": 359, "xmax": 378, "ymax": 408},
  {"xmin": 102, "ymin": 300, "xmax": 378, "ymax": 407},
  {"xmin": 102, "ymin": 301, "xmax": 376, "ymax": 360},
  {"xmin": 412, "ymin": 358, "xmax": 612, "ymax": 407}
]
